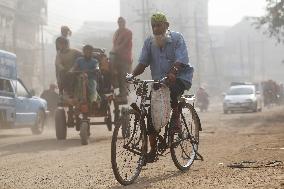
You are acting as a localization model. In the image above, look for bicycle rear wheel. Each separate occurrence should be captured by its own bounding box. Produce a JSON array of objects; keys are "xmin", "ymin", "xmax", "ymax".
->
[
  {"xmin": 111, "ymin": 109, "xmax": 147, "ymax": 185},
  {"xmin": 170, "ymin": 103, "xmax": 201, "ymax": 171}
]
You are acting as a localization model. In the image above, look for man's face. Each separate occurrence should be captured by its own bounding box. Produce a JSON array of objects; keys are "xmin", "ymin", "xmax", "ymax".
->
[
  {"xmin": 118, "ymin": 19, "xmax": 126, "ymax": 29},
  {"xmin": 151, "ymin": 21, "xmax": 167, "ymax": 36},
  {"xmin": 62, "ymin": 29, "xmax": 69, "ymax": 37},
  {"xmin": 58, "ymin": 41, "xmax": 67, "ymax": 51},
  {"xmin": 83, "ymin": 48, "xmax": 93, "ymax": 60}
]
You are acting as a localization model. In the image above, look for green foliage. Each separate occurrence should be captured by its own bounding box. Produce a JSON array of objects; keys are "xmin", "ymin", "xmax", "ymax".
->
[{"xmin": 257, "ymin": 0, "xmax": 284, "ymax": 43}]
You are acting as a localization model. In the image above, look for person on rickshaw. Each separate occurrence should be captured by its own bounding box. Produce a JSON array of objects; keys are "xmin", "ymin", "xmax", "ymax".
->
[
  {"xmin": 56, "ymin": 26, "xmax": 72, "ymax": 53},
  {"xmin": 55, "ymin": 36, "xmax": 82, "ymax": 127},
  {"xmin": 110, "ymin": 17, "xmax": 133, "ymax": 104},
  {"xmin": 55, "ymin": 37, "xmax": 82, "ymax": 97},
  {"xmin": 71, "ymin": 44, "xmax": 100, "ymax": 114},
  {"xmin": 126, "ymin": 13, "xmax": 194, "ymax": 163}
]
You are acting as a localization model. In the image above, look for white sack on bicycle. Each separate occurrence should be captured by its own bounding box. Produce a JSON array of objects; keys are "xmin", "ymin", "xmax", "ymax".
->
[{"xmin": 151, "ymin": 85, "xmax": 171, "ymax": 132}]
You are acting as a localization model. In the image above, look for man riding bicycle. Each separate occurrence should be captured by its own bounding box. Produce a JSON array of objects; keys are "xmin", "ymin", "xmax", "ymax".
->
[{"xmin": 127, "ymin": 12, "xmax": 194, "ymax": 163}]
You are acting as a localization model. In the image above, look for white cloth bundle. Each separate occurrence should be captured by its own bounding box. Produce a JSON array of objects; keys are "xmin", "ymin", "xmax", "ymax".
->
[{"xmin": 151, "ymin": 84, "xmax": 171, "ymax": 132}]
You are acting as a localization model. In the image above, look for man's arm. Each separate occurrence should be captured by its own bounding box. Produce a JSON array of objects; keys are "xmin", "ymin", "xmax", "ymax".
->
[
  {"xmin": 132, "ymin": 64, "xmax": 147, "ymax": 77},
  {"xmin": 168, "ymin": 62, "xmax": 184, "ymax": 75},
  {"xmin": 40, "ymin": 91, "xmax": 46, "ymax": 99},
  {"xmin": 174, "ymin": 33, "xmax": 189, "ymax": 66},
  {"xmin": 55, "ymin": 37, "xmax": 59, "ymax": 52},
  {"xmin": 166, "ymin": 62, "xmax": 185, "ymax": 85},
  {"xmin": 69, "ymin": 63, "xmax": 79, "ymax": 72},
  {"xmin": 166, "ymin": 33, "xmax": 189, "ymax": 84},
  {"xmin": 70, "ymin": 56, "xmax": 80, "ymax": 72}
]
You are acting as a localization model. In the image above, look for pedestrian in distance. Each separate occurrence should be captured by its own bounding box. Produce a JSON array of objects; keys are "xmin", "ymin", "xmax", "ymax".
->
[{"xmin": 110, "ymin": 17, "xmax": 133, "ymax": 104}]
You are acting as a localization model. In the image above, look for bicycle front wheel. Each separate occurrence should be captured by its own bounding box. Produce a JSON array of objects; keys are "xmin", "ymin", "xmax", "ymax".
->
[
  {"xmin": 170, "ymin": 103, "xmax": 201, "ymax": 171},
  {"xmin": 111, "ymin": 109, "xmax": 147, "ymax": 185}
]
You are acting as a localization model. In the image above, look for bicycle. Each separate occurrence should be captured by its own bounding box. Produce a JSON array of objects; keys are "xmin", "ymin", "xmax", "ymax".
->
[{"xmin": 111, "ymin": 77, "xmax": 203, "ymax": 185}]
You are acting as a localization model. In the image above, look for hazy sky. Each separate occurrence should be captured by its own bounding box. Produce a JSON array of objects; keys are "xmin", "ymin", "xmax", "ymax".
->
[
  {"xmin": 47, "ymin": 0, "xmax": 267, "ymax": 33},
  {"xmin": 208, "ymin": 0, "xmax": 267, "ymax": 26},
  {"xmin": 47, "ymin": 0, "xmax": 120, "ymax": 34}
]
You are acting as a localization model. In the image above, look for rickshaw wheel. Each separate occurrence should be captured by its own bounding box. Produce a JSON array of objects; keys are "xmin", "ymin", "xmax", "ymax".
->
[
  {"xmin": 31, "ymin": 110, "xmax": 45, "ymax": 135},
  {"xmin": 55, "ymin": 108, "xmax": 67, "ymax": 140},
  {"xmin": 80, "ymin": 121, "xmax": 90, "ymax": 145},
  {"xmin": 121, "ymin": 107, "xmax": 130, "ymax": 138}
]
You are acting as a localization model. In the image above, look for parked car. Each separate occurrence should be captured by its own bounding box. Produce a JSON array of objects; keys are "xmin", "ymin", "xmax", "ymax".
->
[
  {"xmin": 223, "ymin": 84, "xmax": 263, "ymax": 114},
  {"xmin": 0, "ymin": 50, "xmax": 48, "ymax": 134}
]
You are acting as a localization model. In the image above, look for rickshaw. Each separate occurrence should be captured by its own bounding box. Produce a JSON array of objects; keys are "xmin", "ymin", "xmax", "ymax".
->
[{"xmin": 54, "ymin": 48, "xmax": 130, "ymax": 145}]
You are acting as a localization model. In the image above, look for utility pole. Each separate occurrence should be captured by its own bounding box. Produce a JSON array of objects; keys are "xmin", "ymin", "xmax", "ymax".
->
[
  {"xmin": 261, "ymin": 39, "xmax": 265, "ymax": 80},
  {"xmin": 141, "ymin": 0, "xmax": 146, "ymax": 40},
  {"xmin": 194, "ymin": 11, "xmax": 201, "ymax": 86},
  {"xmin": 247, "ymin": 36, "xmax": 255, "ymax": 81},
  {"xmin": 134, "ymin": 0, "xmax": 154, "ymax": 40},
  {"xmin": 12, "ymin": 14, "xmax": 17, "ymax": 54},
  {"xmin": 239, "ymin": 40, "xmax": 245, "ymax": 79},
  {"xmin": 209, "ymin": 38, "xmax": 219, "ymax": 82},
  {"xmin": 145, "ymin": 0, "xmax": 151, "ymax": 36},
  {"xmin": 41, "ymin": 23, "xmax": 46, "ymax": 88}
]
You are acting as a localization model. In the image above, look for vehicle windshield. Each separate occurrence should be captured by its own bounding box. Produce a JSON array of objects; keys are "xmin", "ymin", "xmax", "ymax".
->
[{"xmin": 227, "ymin": 87, "xmax": 254, "ymax": 95}]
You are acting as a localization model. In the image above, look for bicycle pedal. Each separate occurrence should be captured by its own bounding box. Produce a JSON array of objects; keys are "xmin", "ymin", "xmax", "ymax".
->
[
  {"xmin": 195, "ymin": 152, "xmax": 204, "ymax": 161},
  {"xmin": 157, "ymin": 153, "xmax": 166, "ymax": 157},
  {"xmin": 164, "ymin": 151, "xmax": 170, "ymax": 156}
]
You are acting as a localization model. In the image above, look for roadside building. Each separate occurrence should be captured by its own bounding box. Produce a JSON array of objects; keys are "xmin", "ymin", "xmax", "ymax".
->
[
  {"xmin": 210, "ymin": 18, "xmax": 284, "ymax": 90},
  {"xmin": 0, "ymin": 0, "xmax": 17, "ymax": 51},
  {"xmin": 0, "ymin": 0, "xmax": 47, "ymax": 91},
  {"xmin": 15, "ymin": 0, "xmax": 47, "ymax": 90}
]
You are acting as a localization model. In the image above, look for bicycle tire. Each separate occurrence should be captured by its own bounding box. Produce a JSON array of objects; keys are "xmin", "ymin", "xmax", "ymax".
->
[
  {"xmin": 111, "ymin": 109, "xmax": 147, "ymax": 185},
  {"xmin": 170, "ymin": 103, "xmax": 200, "ymax": 171}
]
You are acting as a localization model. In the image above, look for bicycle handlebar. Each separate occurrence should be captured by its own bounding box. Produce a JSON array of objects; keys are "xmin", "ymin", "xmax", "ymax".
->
[
  {"xmin": 69, "ymin": 69, "xmax": 99, "ymax": 74},
  {"xmin": 126, "ymin": 76, "xmax": 168, "ymax": 85}
]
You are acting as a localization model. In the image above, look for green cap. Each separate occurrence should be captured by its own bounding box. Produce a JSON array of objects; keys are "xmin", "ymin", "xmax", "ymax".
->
[{"xmin": 151, "ymin": 12, "xmax": 167, "ymax": 23}]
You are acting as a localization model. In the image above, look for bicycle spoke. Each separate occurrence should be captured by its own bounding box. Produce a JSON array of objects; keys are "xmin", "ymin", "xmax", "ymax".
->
[
  {"xmin": 171, "ymin": 103, "xmax": 200, "ymax": 171},
  {"xmin": 111, "ymin": 109, "xmax": 145, "ymax": 185}
]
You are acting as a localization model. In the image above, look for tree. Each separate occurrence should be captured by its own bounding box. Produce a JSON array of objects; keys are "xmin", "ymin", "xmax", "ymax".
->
[{"xmin": 257, "ymin": 0, "xmax": 284, "ymax": 43}]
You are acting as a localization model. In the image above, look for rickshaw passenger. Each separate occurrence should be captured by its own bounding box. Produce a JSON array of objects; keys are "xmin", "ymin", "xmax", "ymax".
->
[
  {"xmin": 55, "ymin": 37, "xmax": 82, "ymax": 96},
  {"xmin": 72, "ymin": 45, "xmax": 100, "ymax": 107}
]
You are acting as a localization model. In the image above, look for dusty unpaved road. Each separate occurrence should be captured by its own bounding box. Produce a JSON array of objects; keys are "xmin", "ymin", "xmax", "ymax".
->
[{"xmin": 0, "ymin": 106, "xmax": 283, "ymax": 189}]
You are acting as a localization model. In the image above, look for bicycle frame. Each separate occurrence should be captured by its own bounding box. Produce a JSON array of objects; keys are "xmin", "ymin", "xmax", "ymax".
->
[{"xmin": 125, "ymin": 78, "xmax": 198, "ymax": 158}]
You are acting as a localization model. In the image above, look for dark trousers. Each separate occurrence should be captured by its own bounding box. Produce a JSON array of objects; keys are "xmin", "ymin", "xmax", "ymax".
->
[
  {"xmin": 57, "ymin": 70, "xmax": 76, "ymax": 96},
  {"xmin": 169, "ymin": 79, "xmax": 187, "ymax": 107},
  {"xmin": 110, "ymin": 53, "xmax": 131, "ymax": 96}
]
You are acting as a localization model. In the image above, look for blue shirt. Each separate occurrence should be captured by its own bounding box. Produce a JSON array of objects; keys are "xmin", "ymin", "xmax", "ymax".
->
[
  {"xmin": 139, "ymin": 31, "xmax": 194, "ymax": 89},
  {"xmin": 75, "ymin": 57, "xmax": 98, "ymax": 80}
]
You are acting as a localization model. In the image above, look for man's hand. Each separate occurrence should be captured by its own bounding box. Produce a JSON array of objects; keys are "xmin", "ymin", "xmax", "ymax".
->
[
  {"xmin": 126, "ymin": 73, "xmax": 134, "ymax": 81},
  {"xmin": 167, "ymin": 72, "xmax": 176, "ymax": 85},
  {"xmin": 56, "ymin": 63, "xmax": 65, "ymax": 72}
]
